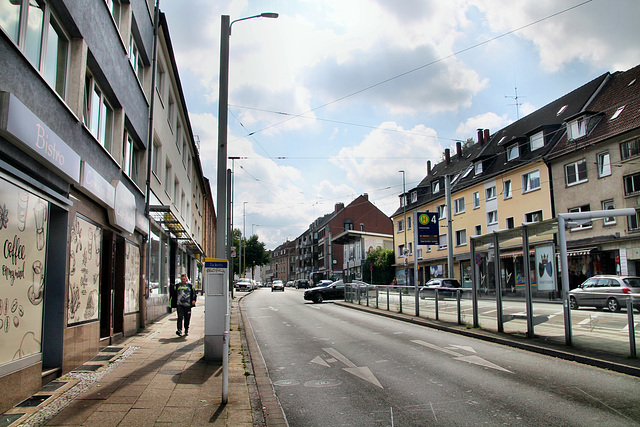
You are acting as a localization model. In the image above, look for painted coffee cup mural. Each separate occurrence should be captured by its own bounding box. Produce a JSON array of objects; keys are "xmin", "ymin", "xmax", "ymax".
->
[
  {"xmin": 0, "ymin": 177, "xmax": 49, "ymax": 365},
  {"xmin": 68, "ymin": 215, "xmax": 101, "ymax": 325}
]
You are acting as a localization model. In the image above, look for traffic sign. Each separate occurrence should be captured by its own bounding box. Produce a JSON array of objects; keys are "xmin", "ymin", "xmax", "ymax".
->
[{"xmin": 417, "ymin": 212, "xmax": 438, "ymax": 245}]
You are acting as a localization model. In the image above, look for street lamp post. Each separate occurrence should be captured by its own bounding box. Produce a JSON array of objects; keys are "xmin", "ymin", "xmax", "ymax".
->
[{"xmin": 211, "ymin": 12, "xmax": 278, "ymax": 402}]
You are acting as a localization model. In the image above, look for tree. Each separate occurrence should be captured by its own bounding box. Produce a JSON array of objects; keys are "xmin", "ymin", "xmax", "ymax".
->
[
  {"xmin": 364, "ymin": 248, "xmax": 395, "ymax": 285},
  {"xmin": 243, "ymin": 235, "xmax": 270, "ymax": 280}
]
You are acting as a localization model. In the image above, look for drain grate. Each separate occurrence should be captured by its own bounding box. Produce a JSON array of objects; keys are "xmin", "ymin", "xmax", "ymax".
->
[
  {"xmin": 1, "ymin": 413, "xmax": 25, "ymax": 427},
  {"xmin": 76, "ymin": 364, "xmax": 101, "ymax": 372},
  {"xmin": 41, "ymin": 381, "xmax": 67, "ymax": 392},
  {"xmin": 101, "ymin": 347, "xmax": 123, "ymax": 353},
  {"xmin": 16, "ymin": 395, "xmax": 51, "ymax": 408},
  {"xmin": 91, "ymin": 355, "xmax": 113, "ymax": 361}
]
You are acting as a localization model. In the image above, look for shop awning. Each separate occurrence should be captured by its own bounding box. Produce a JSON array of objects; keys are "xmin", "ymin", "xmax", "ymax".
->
[
  {"xmin": 566, "ymin": 247, "xmax": 597, "ymax": 257},
  {"xmin": 149, "ymin": 205, "xmax": 204, "ymax": 255}
]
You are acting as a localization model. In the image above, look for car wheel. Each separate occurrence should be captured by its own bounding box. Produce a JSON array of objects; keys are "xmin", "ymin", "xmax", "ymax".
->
[
  {"xmin": 313, "ymin": 294, "xmax": 323, "ymax": 304},
  {"xmin": 607, "ymin": 297, "xmax": 621, "ymax": 312},
  {"xmin": 569, "ymin": 296, "xmax": 578, "ymax": 310}
]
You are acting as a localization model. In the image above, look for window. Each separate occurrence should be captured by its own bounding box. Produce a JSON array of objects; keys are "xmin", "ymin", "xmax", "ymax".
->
[
  {"xmin": 597, "ymin": 152, "xmax": 611, "ymax": 177},
  {"xmin": 628, "ymin": 209, "xmax": 640, "ymax": 231},
  {"xmin": 437, "ymin": 204, "xmax": 446, "ymax": 220},
  {"xmin": 568, "ymin": 205, "xmax": 591, "ymax": 230},
  {"xmin": 399, "ymin": 194, "xmax": 406, "ymax": 207},
  {"xmin": 397, "ymin": 219, "xmax": 404, "ymax": 233},
  {"xmin": 168, "ymin": 94, "xmax": 175, "ymax": 130},
  {"xmin": 503, "ymin": 180, "xmax": 512, "ymax": 199},
  {"xmin": 344, "ymin": 221, "xmax": 354, "ymax": 231},
  {"xmin": 620, "ymin": 138, "xmax": 640, "ymax": 160},
  {"xmin": 475, "ymin": 162, "xmax": 483, "ymax": 175},
  {"xmin": 455, "ymin": 229, "xmax": 466, "ymax": 246},
  {"xmin": 107, "ymin": 0, "xmax": 121, "ymax": 27},
  {"xmin": 522, "ymin": 170, "xmax": 541, "ymax": 193},
  {"xmin": 475, "ymin": 225, "xmax": 482, "ymax": 235},
  {"xmin": 416, "ymin": 248, "xmax": 423, "ymax": 259},
  {"xmin": 398, "ymin": 244, "xmax": 405, "ymax": 258},
  {"xmin": 454, "ymin": 197, "xmax": 465, "ymax": 214},
  {"xmin": 507, "ymin": 143, "xmax": 519, "ymax": 161},
  {"xmin": 182, "ymin": 139, "xmax": 188, "ymax": 166},
  {"xmin": 83, "ymin": 72, "xmax": 114, "ymax": 153},
  {"xmin": 152, "ymin": 139, "xmax": 160, "ymax": 175},
  {"xmin": 487, "ymin": 211, "xmax": 498, "ymax": 225},
  {"xmin": 525, "ymin": 210, "xmax": 542, "ymax": 223},
  {"xmin": 123, "ymin": 132, "xmax": 139, "ymax": 182},
  {"xmin": 602, "ymin": 200, "xmax": 616, "ymax": 225},
  {"xmin": 411, "ymin": 191, "xmax": 417, "ymax": 203},
  {"xmin": 407, "ymin": 216, "xmax": 412, "ymax": 230},
  {"xmin": 1, "ymin": 0, "xmax": 69, "ymax": 98},
  {"xmin": 568, "ymin": 117, "xmax": 586, "ymax": 140},
  {"xmin": 506, "ymin": 217, "xmax": 514, "ymax": 229},
  {"xmin": 432, "ymin": 180, "xmax": 440, "ymax": 193},
  {"xmin": 473, "ymin": 191, "xmax": 480, "ymax": 209},
  {"xmin": 624, "ymin": 172, "xmax": 640, "ymax": 196},
  {"xmin": 565, "ymin": 160, "xmax": 588, "ymax": 186},
  {"xmin": 610, "ymin": 106, "xmax": 625, "ymax": 121},
  {"xmin": 486, "ymin": 186, "xmax": 496, "ymax": 201},
  {"xmin": 129, "ymin": 34, "xmax": 144, "ymax": 83},
  {"xmin": 164, "ymin": 160, "xmax": 172, "ymax": 195},
  {"xmin": 530, "ymin": 131, "xmax": 544, "ymax": 150},
  {"xmin": 438, "ymin": 234, "xmax": 447, "ymax": 250},
  {"xmin": 174, "ymin": 178, "xmax": 180, "ymax": 204},
  {"xmin": 408, "ymin": 242, "xmax": 413, "ymax": 256},
  {"xmin": 156, "ymin": 60, "xmax": 165, "ymax": 99}
]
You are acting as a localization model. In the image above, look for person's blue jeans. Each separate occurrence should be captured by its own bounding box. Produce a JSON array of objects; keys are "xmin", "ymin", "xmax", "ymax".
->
[{"xmin": 176, "ymin": 305, "xmax": 192, "ymax": 332}]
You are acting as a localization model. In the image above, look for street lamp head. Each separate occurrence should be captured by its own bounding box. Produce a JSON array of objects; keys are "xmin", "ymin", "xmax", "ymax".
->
[{"xmin": 260, "ymin": 12, "xmax": 279, "ymax": 18}]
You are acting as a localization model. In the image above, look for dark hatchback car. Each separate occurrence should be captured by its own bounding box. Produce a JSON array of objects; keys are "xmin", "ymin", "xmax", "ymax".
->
[
  {"xmin": 304, "ymin": 280, "xmax": 345, "ymax": 303},
  {"xmin": 295, "ymin": 279, "xmax": 311, "ymax": 289},
  {"xmin": 419, "ymin": 278, "xmax": 462, "ymax": 299}
]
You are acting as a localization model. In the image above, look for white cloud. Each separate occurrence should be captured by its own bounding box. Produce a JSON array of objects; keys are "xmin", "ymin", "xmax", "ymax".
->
[{"xmin": 455, "ymin": 112, "xmax": 512, "ymax": 139}]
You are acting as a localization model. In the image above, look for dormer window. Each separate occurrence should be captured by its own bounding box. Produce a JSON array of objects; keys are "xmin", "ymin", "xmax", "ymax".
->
[
  {"xmin": 568, "ymin": 117, "xmax": 586, "ymax": 140},
  {"xmin": 474, "ymin": 162, "xmax": 483, "ymax": 175},
  {"xmin": 432, "ymin": 180, "xmax": 440, "ymax": 193},
  {"xmin": 411, "ymin": 191, "xmax": 417, "ymax": 203},
  {"xmin": 506, "ymin": 143, "xmax": 519, "ymax": 161},
  {"xmin": 530, "ymin": 131, "xmax": 544, "ymax": 151}
]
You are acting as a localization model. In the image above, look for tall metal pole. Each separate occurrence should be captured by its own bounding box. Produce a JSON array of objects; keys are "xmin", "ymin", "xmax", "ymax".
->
[
  {"xmin": 242, "ymin": 201, "xmax": 247, "ymax": 277},
  {"xmin": 445, "ymin": 174, "xmax": 454, "ymax": 278},
  {"xmin": 215, "ymin": 15, "xmax": 230, "ymax": 260},
  {"xmin": 400, "ymin": 171, "xmax": 407, "ymax": 284}
]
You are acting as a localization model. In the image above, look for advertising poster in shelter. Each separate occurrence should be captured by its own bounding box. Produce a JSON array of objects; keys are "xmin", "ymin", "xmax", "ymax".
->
[
  {"xmin": 67, "ymin": 215, "xmax": 101, "ymax": 325},
  {"xmin": 535, "ymin": 244, "xmax": 555, "ymax": 291},
  {"xmin": 0, "ymin": 177, "xmax": 48, "ymax": 365},
  {"xmin": 124, "ymin": 241, "xmax": 140, "ymax": 314}
]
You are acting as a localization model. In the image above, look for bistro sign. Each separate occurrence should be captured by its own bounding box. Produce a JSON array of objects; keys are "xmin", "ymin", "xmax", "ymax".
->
[{"xmin": 0, "ymin": 92, "xmax": 81, "ymax": 183}]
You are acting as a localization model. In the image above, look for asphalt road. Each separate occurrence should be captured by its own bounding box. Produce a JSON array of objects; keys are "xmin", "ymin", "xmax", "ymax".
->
[{"xmin": 243, "ymin": 288, "xmax": 640, "ymax": 426}]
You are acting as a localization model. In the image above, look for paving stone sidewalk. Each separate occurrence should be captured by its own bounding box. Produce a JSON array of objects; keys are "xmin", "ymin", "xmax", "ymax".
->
[{"xmin": 2, "ymin": 296, "xmax": 256, "ymax": 427}]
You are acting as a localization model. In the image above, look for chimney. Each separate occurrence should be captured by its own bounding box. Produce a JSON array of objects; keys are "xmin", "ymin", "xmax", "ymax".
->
[
  {"xmin": 445, "ymin": 148, "xmax": 450, "ymax": 164},
  {"xmin": 477, "ymin": 129, "xmax": 484, "ymax": 145},
  {"xmin": 335, "ymin": 202, "xmax": 344, "ymax": 213},
  {"xmin": 427, "ymin": 160, "xmax": 431, "ymax": 175},
  {"xmin": 484, "ymin": 129, "xmax": 490, "ymax": 144},
  {"xmin": 363, "ymin": 193, "xmax": 368, "ymax": 200},
  {"xmin": 456, "ymin": 141, "xmax": 462, "ymax": 158}
]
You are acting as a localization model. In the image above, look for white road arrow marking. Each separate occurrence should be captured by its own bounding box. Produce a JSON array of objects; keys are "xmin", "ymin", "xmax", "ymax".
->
[
  {"xmin": 267, "ymin": 306, "xmax": 279, "ymax": 312},
  {"xmin": 448, "ymin": 345, "xmax": 477, "ymax": 353},
  {"xmin": 411, "ymin": 340, "xmax": 512, "ymax": 373},
  {"xmin": 322, "ymin": 348, "xmax": 383, "ymax": 388},
  {"xmin": 311, "ymin": 356, "xmax": 331, "ymax": 367}
]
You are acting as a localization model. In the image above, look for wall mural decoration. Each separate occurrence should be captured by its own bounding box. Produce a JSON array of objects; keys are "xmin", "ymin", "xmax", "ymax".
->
[
  {"xmin": 0, "ymin": 177, "xmax": 49, "ymax": 366},
  {"xmin": 67, "ymin": 215, "xmax": 101, "ymax": 325},
  {"xmin": 124, "ymin": 241, "xmax": 140, "ymax": 314}
]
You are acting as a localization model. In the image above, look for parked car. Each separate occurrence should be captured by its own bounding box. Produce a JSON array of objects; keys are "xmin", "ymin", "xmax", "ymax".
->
[
  {"xmin": 286, "ymin": 281, "xmax": 295, "ymax": 287},
  {"xmin": 271, "ymin": 280, "xmax": 285, "ymax": 292},
  {"xmin": 235, "ymin": 278, "xmax": 254, "ymax": 292},
  {"xmin": 295, "ymin": 279, "xmax": 310, "ymax": 289},
  {"xmin": 419, "ymin": 278, "xmax": 462, "ymax": 299},
  {"xmin": 569, "ymin": 275, "xmax": 640, "ymax": 312},
  {"xmin": 304, "ymin": 280, "xmax": 345, "ymax": 303},
  {"xmin": 317, "ymin": 280, "xmax": 333, "ymax": 287}
]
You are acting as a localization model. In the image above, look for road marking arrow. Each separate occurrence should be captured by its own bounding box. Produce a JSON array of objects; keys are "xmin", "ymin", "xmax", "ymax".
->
[
  {"xmin": 322, "ymin": 348, "xmax": 383, "ymax": 388},
  {"xmin": 411, "ymin": 340, "xmax": 512, "ymax": 373},
  {"xmin": 311, "ymin": 356, "xmax": 330, "ymax": 367}
]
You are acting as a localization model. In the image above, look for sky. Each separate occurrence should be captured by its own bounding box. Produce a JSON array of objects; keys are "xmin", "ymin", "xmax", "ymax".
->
[{"xmin": 159, "ymin": 0, "xmax": 640, "ymax": 250}]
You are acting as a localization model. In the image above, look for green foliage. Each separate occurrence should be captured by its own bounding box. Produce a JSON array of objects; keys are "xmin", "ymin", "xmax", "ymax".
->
[
  {"xmin": 232, "ymin": 229, "xmax": 270, "ymax": 277},
  {"xmin": 363, "ymin": 248, "xmax": 395, "ymax": 285}
]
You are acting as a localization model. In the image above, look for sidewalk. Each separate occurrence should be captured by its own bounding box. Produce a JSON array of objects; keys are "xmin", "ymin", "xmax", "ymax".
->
[{"xmin": 2, "ymin": 296, "xmax": 258, "ymax": 427}]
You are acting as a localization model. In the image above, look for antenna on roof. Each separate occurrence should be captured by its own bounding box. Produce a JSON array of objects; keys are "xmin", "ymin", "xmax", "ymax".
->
[{"xmin": 505, "ymin": 86, "xmax": 525, "ymax": 120}]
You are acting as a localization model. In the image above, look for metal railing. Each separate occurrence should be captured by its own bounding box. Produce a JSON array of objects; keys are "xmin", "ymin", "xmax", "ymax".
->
[{"xmin": 345, "ymin": 284, "xmax": 638, "ymax": 358}]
